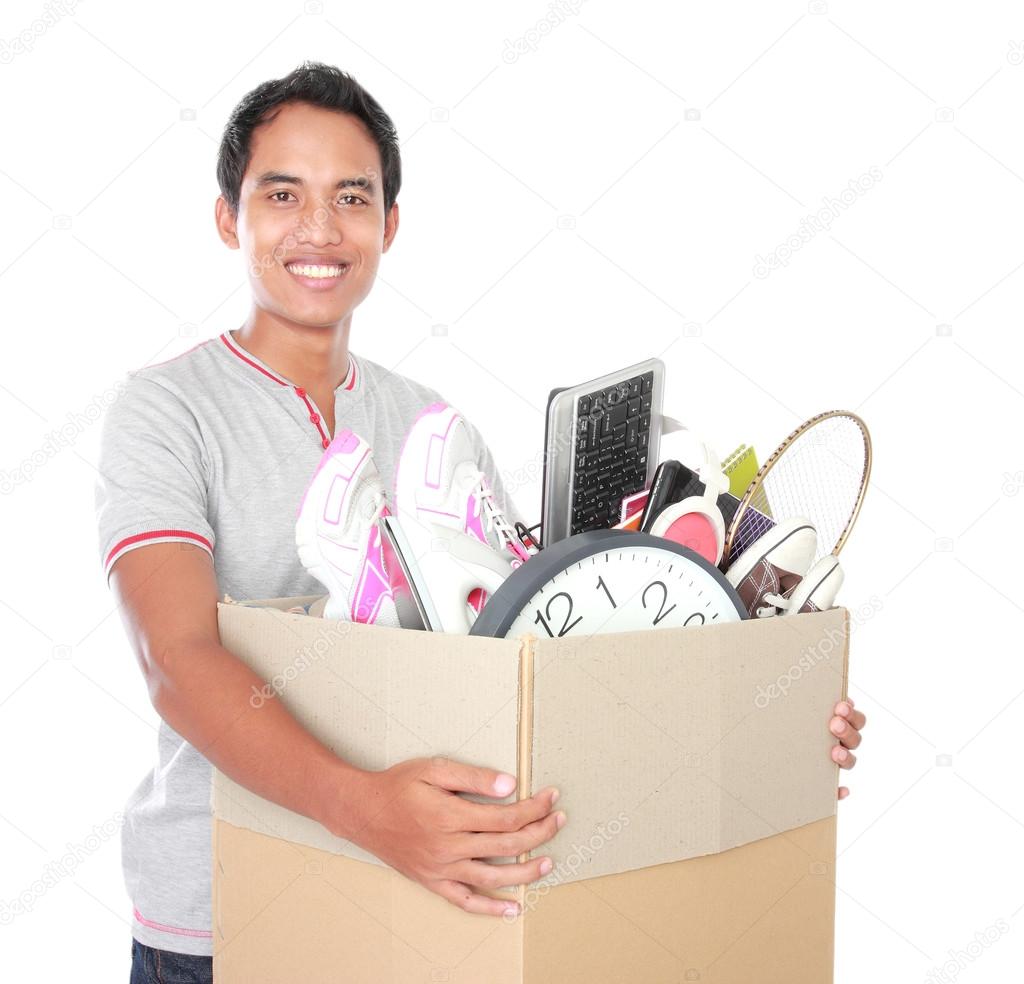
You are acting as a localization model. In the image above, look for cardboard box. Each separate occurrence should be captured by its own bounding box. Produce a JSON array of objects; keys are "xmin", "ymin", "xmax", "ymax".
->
[{"xmin": 212, "ymin": 596, "xmax": 849, "ymax": 983}]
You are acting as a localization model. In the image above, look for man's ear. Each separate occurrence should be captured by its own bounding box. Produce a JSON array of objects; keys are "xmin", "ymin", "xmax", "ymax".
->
[
  {"xmin": 382, "ymin": 201, "xmax": 399, "ymax": 253},
  {"xmin": 215, "ymin": 196, "xmax": 240, "ymax": 249}
]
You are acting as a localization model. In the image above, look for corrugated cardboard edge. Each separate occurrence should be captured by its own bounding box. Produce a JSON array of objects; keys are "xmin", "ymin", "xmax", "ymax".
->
[{"xmin": 514, "ymin": 632, "xmax": 537, "ymax": 909}]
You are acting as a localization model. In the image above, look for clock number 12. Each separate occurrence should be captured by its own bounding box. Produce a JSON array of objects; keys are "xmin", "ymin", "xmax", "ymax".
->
[{"xmin": 534, "ymin": 592, "xmax": 583, "ymax": 638}]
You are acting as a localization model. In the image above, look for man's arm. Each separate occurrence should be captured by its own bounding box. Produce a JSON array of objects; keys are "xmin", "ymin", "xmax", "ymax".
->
[
  {"xmin": 110, "ymin": 540, "xmax": 357, "ymax": 832},
  {"xmin": 111, "ymin": 540, "xmax": 563, "ymax": 916}
]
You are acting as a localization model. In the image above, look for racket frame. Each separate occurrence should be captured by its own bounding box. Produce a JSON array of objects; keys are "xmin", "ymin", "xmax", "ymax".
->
[{"xmin": 721, "ymin": 409, "xmax": 872, "ymax": 566}]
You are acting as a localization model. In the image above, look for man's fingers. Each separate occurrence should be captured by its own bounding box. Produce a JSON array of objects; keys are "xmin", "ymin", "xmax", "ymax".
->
[
  {"xmin": 838, "ymin": 786, "xmax": 850, "ymax": 800},
  {"xmin": 835, "ymin": 701, "xmax": 866, "ymax": 731},
  {"xmin": 460, "ymin": 808, "xmax": 566, "ymax": 860},
  {"xmin": 434, "ymin": 879, "xmax": 520, "ymax": 918},
  {"xmin": 453, "ymin": 787, "xmax": 560, "ymax": 833},
  {"xmin": 830, "ymin": 715, "xmax": 862, "ymax": 749},
  {"xmin": 429, "ymin": 757, "xmax": 517, "ymax": 798},
  {"xmin": 832, "ymin": 745, "xmax": 857, "ymax": 769},
  {"xmin": 451, "ymin": 854, "xmax": 552, "ymax": 891}
]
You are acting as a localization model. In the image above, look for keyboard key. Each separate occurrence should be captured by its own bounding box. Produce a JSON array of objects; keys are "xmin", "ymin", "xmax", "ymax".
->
[
  {"xmin": 626, "ymin": 419, "xmax": 638, "ymax": 447},
  {"xmin": 608, "ymin": 403, "xmax": 628, "ymax": 429},
  {"xmin": 628, "ymin": 376, "xmax": 641, "ymax": 398}
]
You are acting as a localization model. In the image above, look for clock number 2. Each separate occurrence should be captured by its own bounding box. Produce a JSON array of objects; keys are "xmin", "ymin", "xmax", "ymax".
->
[
  {"xmin": 642, "ymin": 580, "xmax": 677, "ymax": 626},
  {"xmin": 534, "ymin": 592, "xmax": 583, "ymax": 637}
]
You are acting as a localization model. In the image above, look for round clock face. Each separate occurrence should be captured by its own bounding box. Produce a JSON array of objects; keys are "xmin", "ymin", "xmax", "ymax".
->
[{"xmin": 469, "ymin": 530, "xmax": 746, "ymax": 639}]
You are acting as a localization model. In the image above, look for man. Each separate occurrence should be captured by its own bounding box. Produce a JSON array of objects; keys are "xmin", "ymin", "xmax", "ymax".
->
[{"xmin": 96, "ymin": 62, "xmax": 866, "ymax": 982}]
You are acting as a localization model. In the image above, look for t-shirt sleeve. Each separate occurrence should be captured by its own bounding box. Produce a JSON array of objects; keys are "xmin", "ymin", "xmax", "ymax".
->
[{"xmin": 94, "ymin": 372, "xmax": 215, "ymax": 584}]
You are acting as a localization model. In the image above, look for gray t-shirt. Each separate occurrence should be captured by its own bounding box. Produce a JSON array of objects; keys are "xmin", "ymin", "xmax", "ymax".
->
[{"xmin": 94, "ymin": 329, "xmax": 526, "ymax": 956}]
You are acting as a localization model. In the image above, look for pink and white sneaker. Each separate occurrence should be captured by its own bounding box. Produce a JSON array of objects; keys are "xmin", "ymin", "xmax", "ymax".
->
[
  {"xmin": 393, "ymin": 402, "xmax": 529, "ymax": 623},
  {"xmin": 295, "ymin": 429, "xmax": 400, "ymax": 627}
]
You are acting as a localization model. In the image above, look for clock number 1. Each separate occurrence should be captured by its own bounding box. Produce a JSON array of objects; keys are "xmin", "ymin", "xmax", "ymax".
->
[
  {"xmin": 534, "ymin": 592, "xmax": 583, "ymax": 638},
  {"xmin": 596, "ymin": 575, "xmax": 616, "ymax": 609},
  {"xmin": 642, "ymin": 580, "xmax": 677, "ymax": 626}
]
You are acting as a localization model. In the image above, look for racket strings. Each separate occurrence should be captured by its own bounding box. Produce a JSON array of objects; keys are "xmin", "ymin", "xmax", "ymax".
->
[{"xmin": 730, "ymin": 416, "xmax": 869, "ymax": 563}]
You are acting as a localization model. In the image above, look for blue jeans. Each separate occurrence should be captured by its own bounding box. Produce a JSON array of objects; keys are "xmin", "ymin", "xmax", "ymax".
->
[{"xmin": 130, "ymin": 937, "xmax": 212, "ymax": 983}]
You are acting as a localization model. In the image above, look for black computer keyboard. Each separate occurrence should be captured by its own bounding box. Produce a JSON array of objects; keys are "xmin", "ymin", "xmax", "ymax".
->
[{"xmin": 570, "ymin": 370, "xmax": 655, "ymax": 534}]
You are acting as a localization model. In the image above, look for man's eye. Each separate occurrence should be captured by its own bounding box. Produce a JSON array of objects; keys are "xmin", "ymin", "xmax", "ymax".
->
[{"xmin": 268, "ymin": 191, "xmax": 365, "ymax": 205}]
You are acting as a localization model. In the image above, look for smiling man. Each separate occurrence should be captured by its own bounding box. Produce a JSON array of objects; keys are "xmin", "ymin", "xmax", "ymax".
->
[
  {"xmin": 96, "ymin": 61, "xmax": 865, "ymax": 984},
  {"xmin": 97, "ymin": 63, "xmax": 567, "ymax": 984}
]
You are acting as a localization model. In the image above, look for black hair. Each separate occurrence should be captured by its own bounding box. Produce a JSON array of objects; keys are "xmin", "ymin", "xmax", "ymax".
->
[{"xmin": 216, "ymin": 61, "xmax": 401, "ymax": 215}]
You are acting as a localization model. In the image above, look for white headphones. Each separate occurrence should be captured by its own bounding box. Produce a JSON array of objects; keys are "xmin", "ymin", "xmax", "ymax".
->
[{"xmin": 648, "ymin": 440, "xmax": 730, "ymax": 566}]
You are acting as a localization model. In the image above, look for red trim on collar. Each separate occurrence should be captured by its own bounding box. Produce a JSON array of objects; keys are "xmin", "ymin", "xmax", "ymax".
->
[
  {"xmin": 343, "ymin": 355, "xmax": 357, "ymax": 391},
  {"xmin": 220, "ymin": 331, "xmax": 357, "ymax": 391},
  {"xmin": 219, "ymin": 331, "xmax": 358, "ymax": 449},
  {"xmin": 219, "ymin": 333, "xmax": 289, "ymax": 386}
]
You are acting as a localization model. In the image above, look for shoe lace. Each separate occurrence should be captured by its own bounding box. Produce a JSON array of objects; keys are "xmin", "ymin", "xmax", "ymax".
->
[
  {"xmin": 362, "ymin": 486, "xmax": 388, "ymax": 522},
  {"xmin": 756, "ymin": 591, "xmax": 792, "ymax": 618},
  {"xmin": 468, "ymin": 468, "xmax": 531, "ymax": 563}
]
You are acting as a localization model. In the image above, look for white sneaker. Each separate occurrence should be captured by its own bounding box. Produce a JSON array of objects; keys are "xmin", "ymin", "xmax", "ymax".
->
[
  {"xmin": 724, "ymin": 517, "xmax": 817, "ymax": 618},
  {"xmin": 392, "ymin": 402, "xmax": 525, "ymax": 630},
  {"xmin": 784, "ymin": 555, "xmax": 844, "ymax": 615},
  {"xmin": 295, "ymin": 429, "xmax": 400, "ymax": 627}
]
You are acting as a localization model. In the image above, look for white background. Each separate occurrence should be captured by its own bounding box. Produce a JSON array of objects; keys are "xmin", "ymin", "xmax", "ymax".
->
[{"xmin": 2, "ymin": 1, "xmax": 1022, "ymax": 980}]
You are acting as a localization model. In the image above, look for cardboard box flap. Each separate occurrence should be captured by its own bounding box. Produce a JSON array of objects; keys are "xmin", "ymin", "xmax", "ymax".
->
[
  {"xmin": 214, "ymin": 603, "xmax": 523, "ymax": 862},
  {"xmin": 528, "ymin": 608, "xmax": 847, "ymax": 883}
]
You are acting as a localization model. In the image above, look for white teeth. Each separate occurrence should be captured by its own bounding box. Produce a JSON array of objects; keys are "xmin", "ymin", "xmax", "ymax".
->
[{"xmin": 286, "ymin": 263, "xmax": 347, "ymax": 278}]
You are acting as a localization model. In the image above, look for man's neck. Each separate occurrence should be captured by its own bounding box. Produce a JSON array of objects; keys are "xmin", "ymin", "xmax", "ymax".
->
[{"xmin": 233, "ymin": 310, "xmax": 352, "ymax": 393}]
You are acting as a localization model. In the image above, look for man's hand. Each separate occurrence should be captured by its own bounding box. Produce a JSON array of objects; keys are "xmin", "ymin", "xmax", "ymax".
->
[
  {"xmin": 829, "ymin": 698, "xmax": 866, "ymax": 800},
  {"xmin": 330, "ymin": 756, "xmax": 565, "ymax": 918}
]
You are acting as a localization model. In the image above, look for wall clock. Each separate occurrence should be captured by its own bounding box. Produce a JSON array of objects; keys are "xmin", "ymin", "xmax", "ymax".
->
[{"xmin": 469, "ymin": 529, "xmax": 746, "ymax": 639}]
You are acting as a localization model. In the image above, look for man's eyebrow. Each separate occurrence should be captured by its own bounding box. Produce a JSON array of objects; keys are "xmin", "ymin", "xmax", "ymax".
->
[{"xmin": 254, "ymin": 171, "xmax": 376, "ymax": 195}]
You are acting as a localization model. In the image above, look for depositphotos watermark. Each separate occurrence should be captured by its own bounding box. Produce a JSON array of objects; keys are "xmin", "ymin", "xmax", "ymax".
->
[
  {"xmin": 752, "ymin": 596, "xmax": 883, "ymax": 709},
  {"xmin": 923, "ymin": 918, "xmax": 1010, "ymax": 983},
  {"xmin": 0, "ymin": 380, "xmax": 127, "ymax": 495},
  {"xmin": 753, "ymin": 166, "xmax": 883, "ymax": 279},
  {"xmin": 0, "ymin": 0, "xmax": 82, "ymax": 65},
  {"xmin": 0, "ymin": 812, "xmax": 123, "ymax": 925},
  {"xmin": 501, "ymin": 0, "xmax": 589, "ymax": 63},
  {"xmin": 504, "ymin": 811, "xmax": 630, "ymax": 921},
  {"xmin": 248, "ymin": 617, "xmax": 353, "ymax": 708}
]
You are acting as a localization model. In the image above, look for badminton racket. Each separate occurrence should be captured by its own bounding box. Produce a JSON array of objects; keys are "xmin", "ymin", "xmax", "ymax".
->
[{"xmin": 722, "ymin": 410, "xmax": 871, "ymax": 567}]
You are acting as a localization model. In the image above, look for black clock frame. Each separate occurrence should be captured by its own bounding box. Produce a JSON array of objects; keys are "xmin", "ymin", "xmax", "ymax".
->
[{"xmin": 469, "ymin": 529, "xmax": 747, "ymax": 638}]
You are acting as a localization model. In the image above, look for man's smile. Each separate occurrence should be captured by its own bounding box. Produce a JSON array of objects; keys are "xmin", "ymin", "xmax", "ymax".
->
[{"xmin": 283, "ymin": 253, "xmax": 351, "ymax": 290}]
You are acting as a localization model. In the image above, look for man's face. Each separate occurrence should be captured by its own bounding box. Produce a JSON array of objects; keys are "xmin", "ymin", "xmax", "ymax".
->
[{"xmin": 217, "ymin": 100, "xmax": 397, "ymax": 330}]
